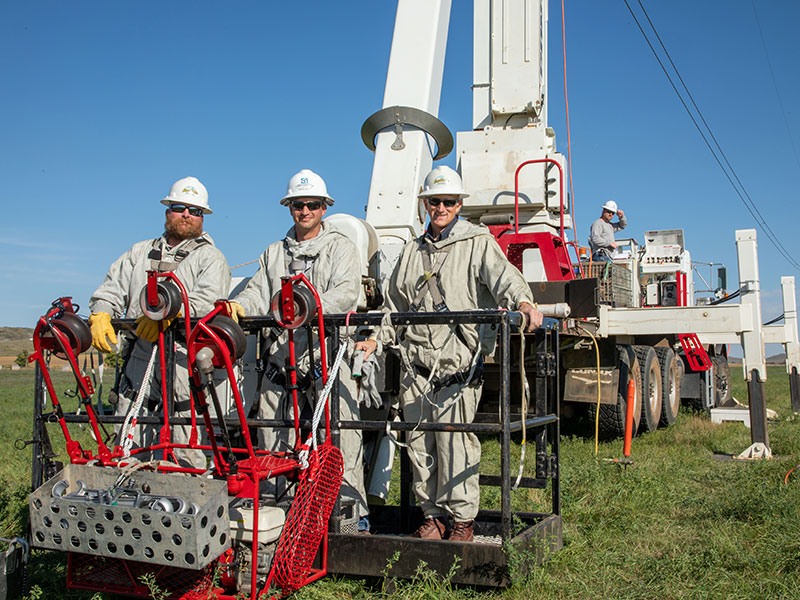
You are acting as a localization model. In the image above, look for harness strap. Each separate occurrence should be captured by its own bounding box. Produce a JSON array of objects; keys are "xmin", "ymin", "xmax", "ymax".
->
[
  {"xmin": 409, "ymin": 241, "xmax": 452, "ymax": 313},
  {"xmin": 148, "ymin": 236, "xmax": 210, "ymax": 272},
  {"xmin": 408, "ymin": 239, "xmax": 477, "ymax": 351}
]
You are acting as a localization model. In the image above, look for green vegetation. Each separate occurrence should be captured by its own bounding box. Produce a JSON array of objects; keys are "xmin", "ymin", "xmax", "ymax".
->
[
  {"xmin": 15, "ymin": 350, "xmax": 29, "ymax": 368},
  {"xmin": 2, "ymin": 366, "xmax": 799, "ymax": 599}
]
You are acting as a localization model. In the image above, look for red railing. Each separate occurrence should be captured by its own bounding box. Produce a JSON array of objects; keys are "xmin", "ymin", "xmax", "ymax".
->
[{"xmin": 513, "ymin": 158, "xmax": 584, "ymax": 277}]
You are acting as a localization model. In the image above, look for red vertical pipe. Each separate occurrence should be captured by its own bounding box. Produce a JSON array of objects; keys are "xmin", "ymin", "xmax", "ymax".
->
[{"xmin": 623, "ymin": 377, "xmax": 636, "ymax": 457}]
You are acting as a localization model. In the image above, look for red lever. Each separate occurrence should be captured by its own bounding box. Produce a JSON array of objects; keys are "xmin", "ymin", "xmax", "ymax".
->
[{"xmin": 679, "ymin": 334, "xmax": 712, "ymax": 371}]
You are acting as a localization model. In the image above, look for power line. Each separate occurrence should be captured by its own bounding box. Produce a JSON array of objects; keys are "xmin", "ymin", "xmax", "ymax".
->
[
  {"xmin": 621, "ymin": 0, "xmax": 800, "ymax": 270},
  {"xmin": 632, "ymin": 0, "xmax": 798, "ymax": 269},
  {"xmin": 750, "ymin": 0, "xmax": 800, "ymax": 172}
]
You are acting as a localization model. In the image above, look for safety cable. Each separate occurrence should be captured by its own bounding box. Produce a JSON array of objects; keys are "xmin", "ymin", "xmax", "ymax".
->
[
  {"xmin": 622, "ymin": 0, "xmax": 800, "ymax": 270},
  {"xmin": 764, "ymin": 313, "xmax": 785, "ymax": 326}
]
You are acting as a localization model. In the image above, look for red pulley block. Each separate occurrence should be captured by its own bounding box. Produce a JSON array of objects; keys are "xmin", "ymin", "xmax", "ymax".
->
[
  {"xmin": 270, "ymin": 284, "xmax": 318, "ymax": 329},
  {"xmin": 41, "ymin": 311, "xmax": 92, "ymax": 359},
  {"xmin": 138, "ymin": 279, "xmax": 183, "ymax": 321}
]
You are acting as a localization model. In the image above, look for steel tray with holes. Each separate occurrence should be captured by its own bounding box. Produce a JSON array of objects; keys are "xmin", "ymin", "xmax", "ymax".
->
[{"xmin": 29, "ymin": 464, "xmax": 230, "ymax": 570}]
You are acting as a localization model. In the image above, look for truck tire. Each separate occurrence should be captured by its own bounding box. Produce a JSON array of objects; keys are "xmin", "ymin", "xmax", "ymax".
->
[
  {"xmin": 655, "ymin": 347, "xmax": 681, "ymax": 427},
  {"xmin": 712, "ymin": 355, "xmax": 732, "ymax": 407},
  {"xmin": 599, "ymin": 345, "xmax": 642, "ymax": 437},
  {"xmin": 634, "ymin": 346, "xmax": 662, "ymax": 433}
]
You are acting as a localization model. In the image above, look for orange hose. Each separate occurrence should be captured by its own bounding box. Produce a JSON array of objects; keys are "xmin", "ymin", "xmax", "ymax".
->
[{"xmin": 561, "ymin": 0, "xmax": 578, "ymax": 243}]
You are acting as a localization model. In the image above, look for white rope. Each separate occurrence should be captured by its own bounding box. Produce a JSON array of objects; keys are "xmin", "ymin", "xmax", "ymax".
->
[
  {"xmin": 297, "ymin": 342, "xmax": 348, "ymax": 470},
  {"xmin": 513, "ymin": 315, "xmax": 528, "ymax": 490},
  {"xmin": 120, "ymin": 345, "xmax": 159, "ymax": 458}
]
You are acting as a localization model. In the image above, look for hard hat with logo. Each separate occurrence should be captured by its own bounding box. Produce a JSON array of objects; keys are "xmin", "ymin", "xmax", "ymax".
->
[
  {"xmin": 418, "ymin": 165, "xmax": 469, "ymax": 199},
  {"xmin": 160, "ymin": 176, "xmax": 212, "ymax": 214},
  {"xmin": 280, "ymin": 169, "xmax": 335, "ymax": 206},
  {"xmin": 601, "ymin": 200, "xmax": 618, "ymax": 213}
]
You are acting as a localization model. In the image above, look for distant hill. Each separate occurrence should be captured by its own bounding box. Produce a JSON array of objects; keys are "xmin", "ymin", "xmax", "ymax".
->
[
  {"xmin": 0, "ymin": 327, "xmax": 35, "ymax": 357},
  {"xmin": 727, "ymin": 353, "xmax": 785, "ymax": 366}
]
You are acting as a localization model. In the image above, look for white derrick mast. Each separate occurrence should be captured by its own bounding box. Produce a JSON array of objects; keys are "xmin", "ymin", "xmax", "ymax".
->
[
  {"xmin": 362, "ymin": 0, "xmax": 452, "ymax": 289},
  {"xmin": 458, "ymin": 0, "xmax": 571, "ymax": 249}
]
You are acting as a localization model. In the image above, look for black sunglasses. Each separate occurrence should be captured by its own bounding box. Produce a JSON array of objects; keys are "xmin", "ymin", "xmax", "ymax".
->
[
  {"xmin": 291, "ymin": 200, "xmax": 324, "ymax": 211},
  {"xmin": 169, "ymin": 204, "xmax": 203, "ymax": 217},
  {"xmin": 427, "ymin": 197, "xmax": 459, "ymax": 208}
]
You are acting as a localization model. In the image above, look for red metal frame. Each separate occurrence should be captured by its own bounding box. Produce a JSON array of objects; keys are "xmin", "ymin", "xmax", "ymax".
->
[
  {"xmin": 488, "ymin": 159, "xmax": 578, "ymax": 281},
  {"xmin": 679, "ymin": 333, "xmax": 712, "ymax": 372},
  {"xmin": 39, "ymin": 273, "xmax": 341, "ymax": 599}
]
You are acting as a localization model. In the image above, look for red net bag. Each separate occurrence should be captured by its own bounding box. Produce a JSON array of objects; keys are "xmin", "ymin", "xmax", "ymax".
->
[{"xmin": 271, "ymin": 444, "xmax": 344, "ymax": 594}]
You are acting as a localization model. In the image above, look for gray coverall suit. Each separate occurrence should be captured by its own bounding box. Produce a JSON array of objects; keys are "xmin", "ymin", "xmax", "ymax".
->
[
  {"xmin": 378, "ymin": 219, "xmax": 533, "ymax": 522},
  {"xmin": 232, "ymin": 221, "xmax": 368, "ymax": 520},
  {"xmin": 589, "ymin": 214, "xmax": 627, "ymax": 260},
  {"xmin": 89, "ymin": 232, "xmax": 231, "ymax": 469}
]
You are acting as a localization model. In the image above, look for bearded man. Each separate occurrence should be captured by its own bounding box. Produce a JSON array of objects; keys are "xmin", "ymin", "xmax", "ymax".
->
[{"xmin": 88, "ymin": 176, "xmax": 231, "ymax": 469}]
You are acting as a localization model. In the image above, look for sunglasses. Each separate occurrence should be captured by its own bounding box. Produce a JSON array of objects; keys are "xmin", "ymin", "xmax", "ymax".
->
[
  {"xmin": 169, "ymin": 204, "xmax": 203, "ymax": 216},
  {"xmin": 291, "ymin": 200, "xmax": 324, "ymax": 211},
  {"xmin": 427, "ymin": 197, "xmax": 459, "ymax": 208}
]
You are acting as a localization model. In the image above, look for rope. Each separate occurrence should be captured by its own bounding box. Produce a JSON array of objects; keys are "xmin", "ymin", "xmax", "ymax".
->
[
  {"xmin": 561, "ymin": 0, "xmax": 578, "ymax": 244},
  {"xmin": 513, "ymin": 315, "xmax": 528, "ymax": 490},
  {"xmin": 230, "ymin": 258, "xmax": 259, "ymax": 270},
  {"xmin": 120, "ymin": 345, "xmax": 159, "ymax": 458},
  {"xmin": 297, "ymin": 342, "xmax": 348, "ymax": 469}
]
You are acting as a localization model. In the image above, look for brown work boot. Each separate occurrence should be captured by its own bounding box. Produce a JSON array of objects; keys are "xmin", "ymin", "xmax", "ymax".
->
[
  {"xmin": 412, "ymin": 517, "xmax": 449, "ymax": 539},
  {"xmin": 448, "ymin": 520, "xmax": 474, "ymax": 542}
]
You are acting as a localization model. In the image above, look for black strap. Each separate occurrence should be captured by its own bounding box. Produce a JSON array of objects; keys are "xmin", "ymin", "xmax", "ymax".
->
[{"xmin": 413, "ymin": 356, "xmax": 484, "ymax": 393}]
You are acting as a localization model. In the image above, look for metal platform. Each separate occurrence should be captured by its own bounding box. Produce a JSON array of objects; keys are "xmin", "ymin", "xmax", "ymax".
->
[{"xmin": 328, "ymin": 508, "xmax": 562, "ymax": 587}]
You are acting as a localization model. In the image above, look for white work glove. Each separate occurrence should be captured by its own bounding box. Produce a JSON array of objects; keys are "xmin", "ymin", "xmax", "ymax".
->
[{"xmin": 353, "ymin": 350, "xmax": 383, "ymax": 409}]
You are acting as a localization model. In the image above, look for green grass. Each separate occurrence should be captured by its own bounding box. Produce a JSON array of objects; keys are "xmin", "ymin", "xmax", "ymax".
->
[{"xmin": 3, "ymin": 366, "xmax": 800, "ymax": 599}]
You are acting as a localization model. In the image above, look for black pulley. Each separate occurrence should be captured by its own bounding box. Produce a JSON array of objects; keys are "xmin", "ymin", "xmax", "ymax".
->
[
  {"xmin": 270, "ymin": 286, "xmax": 318, "ymax": 329},
  {"xmin": 207, "ymin": 315, "xmax": 247, "ymax": 361},
  {"xmin": 43, "ymin": 312, "xmax": 91, "ymax": 359},
  {"xmin": 138, "ymin": 280, "xmax": 183, "ymax": 321}
]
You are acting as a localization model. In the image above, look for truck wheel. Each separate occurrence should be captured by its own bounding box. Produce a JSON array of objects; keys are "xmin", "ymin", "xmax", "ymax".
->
[
  {"xmin": 655, "ymin": 347, "xmax": 681, "ymax": 427},
  {"xmin": 634, "ymin": 346, "xmax": 662, "ymax": 433},
  {"xmin": 712, "ymin": 355, "xmax": 732, "ymax": 407},
  {"xmin": 599, "ymin": 345, "xmax": 642, "ymax": 437}
]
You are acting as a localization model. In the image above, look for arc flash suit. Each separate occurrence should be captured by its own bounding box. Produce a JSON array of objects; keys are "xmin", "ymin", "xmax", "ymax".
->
[
  {"xmin": 232, "ymin": 221, "xmax": 368, "ymax": 520},
  {"xmin": 377, "ymin": 219, "xmax": 533, "ymax": 522},
  {"xmin": 89, "ymin": 233, "xmax": 231, "ymax": 469}
]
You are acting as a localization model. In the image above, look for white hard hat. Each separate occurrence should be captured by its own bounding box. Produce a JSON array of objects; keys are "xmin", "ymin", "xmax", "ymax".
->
[
  {"xmin": 418, "ymin": 165, "xmax": 469, "ymax": 199},
  {"xmin": 601, "ymin": 200, "xmax": 618, "ymax": 213},
  {"xmin": 280, "ymin": 169, "xmax": 334, "ymax": 206},
  {"xmin": 160, "ymin": 176, "xmax": 212, "ymax": 214}
]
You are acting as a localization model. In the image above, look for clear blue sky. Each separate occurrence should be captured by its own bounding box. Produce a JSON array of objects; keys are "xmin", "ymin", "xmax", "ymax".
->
[{"xmin": 2, "ymin": 1, "xmax": 798, "ymax": 345}]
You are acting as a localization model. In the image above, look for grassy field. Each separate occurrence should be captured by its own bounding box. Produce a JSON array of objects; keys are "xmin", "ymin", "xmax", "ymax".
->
[{"xmin": 3, "ymin": 365, "xmax": 800, "ymax": 599}]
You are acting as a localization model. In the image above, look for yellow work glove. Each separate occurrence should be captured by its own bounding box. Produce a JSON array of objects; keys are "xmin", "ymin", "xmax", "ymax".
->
[
  {"xmin": 227, "ymin": 301, "xmax": 246, "ymax": 324},
  {"xmin": 88, "ymin": 312, "xmax": 118, "ymax": 353},
  {"xmin": 135, "ymin": 312, "xmax": 180, "ymax": 343}
]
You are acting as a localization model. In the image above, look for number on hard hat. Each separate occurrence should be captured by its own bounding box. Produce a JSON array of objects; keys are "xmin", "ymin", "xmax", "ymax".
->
[
  {"xmin": 601, "ymin": 200, "xmax": 618, "ymax": 213},
  {"xmin": 160, "ymin": 176, "xmax": 212, "ymax": 214},
  {"xmin": 418, "ymin": 165, "xmax": 469, "ymax": 199},
  {"xmin": 280, "ymin": 169, "xmax": 335, "ymax": 206}
]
